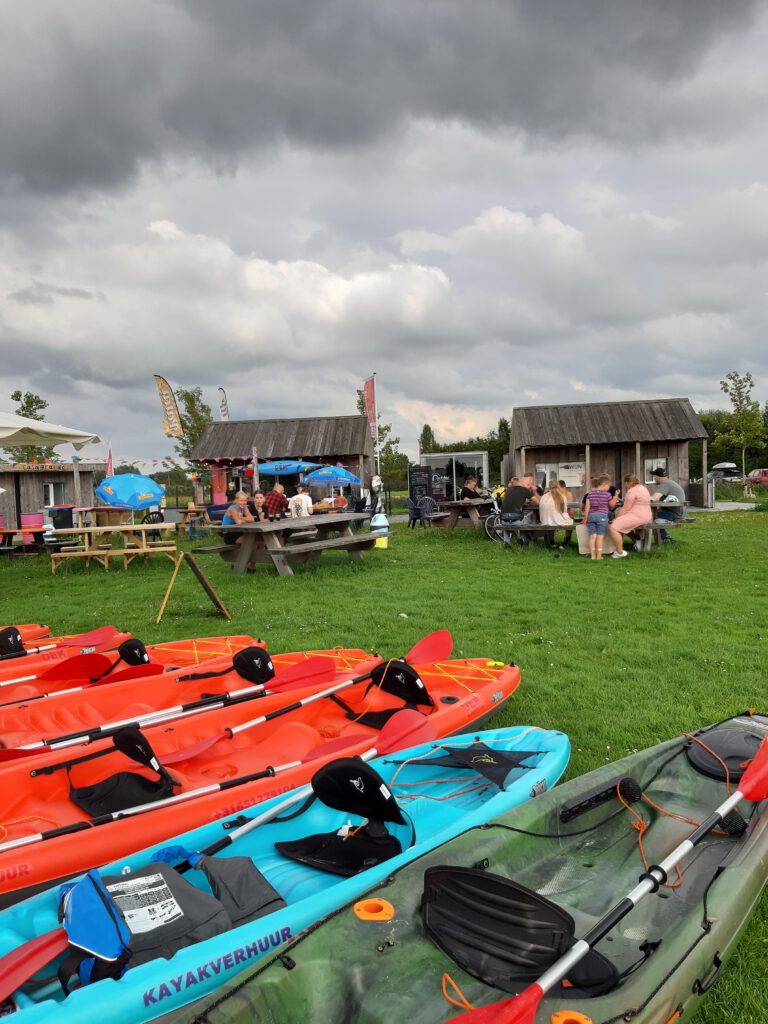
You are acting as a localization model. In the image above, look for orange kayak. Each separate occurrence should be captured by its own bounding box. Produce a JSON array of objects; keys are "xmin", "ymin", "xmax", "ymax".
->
[
  {"xmin": 0, "ymin": 627, "xmax": 132, "ymax": 679},
  {"xmin": 6, "ymin": 625, "xmax": 50, "ymax": 644},
  {"xmin": 0, "ymin": 635, "xmax": 259, "ymax": 706},
  {"xmin": 0, "ymin": 655, "xmax": 520, "ymax": 903},
  {"xmin": 0, "ymin": 644, "xmax": 349, "ymax": 747}
]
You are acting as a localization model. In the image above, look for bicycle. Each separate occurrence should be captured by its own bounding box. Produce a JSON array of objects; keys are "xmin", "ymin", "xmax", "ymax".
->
[{"xmin": 484, "ymin": 487, "xmax": 506, "ymax": 542}]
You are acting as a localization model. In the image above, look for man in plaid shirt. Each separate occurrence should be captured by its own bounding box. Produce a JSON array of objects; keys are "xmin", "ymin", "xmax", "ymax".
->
[{"xmin": 264, "ymin": 483, "xmax": 290, "ymax": 518}]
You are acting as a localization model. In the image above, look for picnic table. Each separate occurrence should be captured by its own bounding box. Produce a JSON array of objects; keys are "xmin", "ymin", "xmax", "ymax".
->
[
  {"xmin": 0, "ymin": 525, "xmax": 47, "ymax": 558},
  {"xmin": 49, "ymin": 523, "xmax": 178, "ymax": 573},
  {"xmin": 435, "ymin": 498, "xmax": 494, "ymax": 529},
  {"xmin": 202, "ymin": 513, "xmax": 375, "ymax": 576}
]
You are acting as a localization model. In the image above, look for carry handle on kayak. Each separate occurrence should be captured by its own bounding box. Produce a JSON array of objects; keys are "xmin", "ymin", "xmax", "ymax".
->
[
  {"xmin": 0, "ymin": 709, "xmax": 436, "ymax": 1003},
  {"xmin": 447, "ymin": 736, "xmax": 768, "ymax": 1024}
]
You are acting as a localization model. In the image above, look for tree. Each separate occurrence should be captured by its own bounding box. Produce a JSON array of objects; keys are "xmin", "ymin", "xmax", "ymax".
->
[
  {"xmin": 718, "ymin": 372, "xmax": 766, "ymax": 476},
  {"xmin": 418, "ymin": 424, "xmax": 436, "ymax": 454},
  {"xmin": 2, "ymin": 390, "xmax": 57, "ymax": 463},
  {"xmin": 173, "ymin": 387, "xmax": 213, "ymax": 462}
]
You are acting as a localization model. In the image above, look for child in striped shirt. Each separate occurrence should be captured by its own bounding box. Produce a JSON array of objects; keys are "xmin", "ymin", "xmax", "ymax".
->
[{"xmin": 583, "ymin": 475, "xmax": 619, "ymax": 560}]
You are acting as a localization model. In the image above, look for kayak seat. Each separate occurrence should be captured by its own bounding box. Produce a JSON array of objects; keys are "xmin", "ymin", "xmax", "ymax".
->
[
  {"xmin": 422, "ymin": 865, "xmax": 620, "ymax": 998},
  {"xmin": 275, "ymin": 758, "xmax": 410, "ymax": 877},
  {"xmin": 329, "ymin": 660, "xmax": 434, "ymax": 730}
]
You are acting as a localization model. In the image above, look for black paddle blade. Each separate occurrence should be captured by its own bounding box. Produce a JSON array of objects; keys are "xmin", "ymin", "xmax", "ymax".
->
[
  {"xmin": 112, "ymin": 726, "xmax": 161, "ymax": 770},
  {"xmin": 116, "ymin": 639, "xmax": 150, "ymax": 666},
  {"xmin": 0, "ymin": 627, "xmax": 24, "ymax": 658},
  {"xmin": 233, "ymin": 647, "xmax": 275, "ymax": 684}
]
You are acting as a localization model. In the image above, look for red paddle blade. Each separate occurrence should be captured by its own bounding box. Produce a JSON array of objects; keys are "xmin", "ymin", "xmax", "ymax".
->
[
  {"xmin": 308, "ymin": 732, "xmax": 371, "ymax": 760},
  {"xmin": 269, "ymin": 656, "xmax": 338, "ymax": 690},
  {"xmin": 378, "ymin": 709, "xmax": 436, "ymax": 754},
  {"xmin": 36, "ymin": 652, "xmax": 115, "ymax": 682},
  {"xmin": 91, "ymin": 663, "xmax": 166, "ymax": 686},
  {"xmin": 0, "ymin": 926, "xmax": 69, "ymax": 1003},
  {"xmin": 739, "ymin": 737, "xmax": 768, "ymax": 802},
  {"xmin": 57, "ymin": 625, "xmax": 119, "ymax": 649},
  {"xmin": 405, "ymin": 629, "xmax": 452, "ymax": 665},
  {"xmin": 446, "ymin": 983, "xmax": 543, "ymax": 1024},
  {"xmin": 162, "ymin": 731, "xmax": 227, "ymax": 765}
]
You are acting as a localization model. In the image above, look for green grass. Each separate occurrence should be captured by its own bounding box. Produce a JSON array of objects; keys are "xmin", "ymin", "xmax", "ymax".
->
[{"xmin": 1, "ymin": 514, "xmax": 767, "ymax": 1021}]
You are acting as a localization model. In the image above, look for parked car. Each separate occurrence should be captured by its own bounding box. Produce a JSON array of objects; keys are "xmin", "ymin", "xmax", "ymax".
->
[
  {"xmin": 708, "ymin": 463, "xmax": 745, "ymax": 483},
  {"xmin": 747, "ymin": 468, "xmax": 768, "ymax": 485}
]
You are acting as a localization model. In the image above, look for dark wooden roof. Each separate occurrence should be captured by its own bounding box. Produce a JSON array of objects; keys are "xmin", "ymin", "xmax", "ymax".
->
[
  {"xmin": 511, "ymin": 398, "xmax": 708, "ymax": 448},
  {"xmin": 191, "ymin": 416, "xmax": 374, "ymax": 462}
]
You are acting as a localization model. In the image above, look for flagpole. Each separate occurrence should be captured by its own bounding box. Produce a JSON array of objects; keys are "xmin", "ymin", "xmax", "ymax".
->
[{"xmin": 372, "ymin": 371, "xmax": 380, "ymax": 475}]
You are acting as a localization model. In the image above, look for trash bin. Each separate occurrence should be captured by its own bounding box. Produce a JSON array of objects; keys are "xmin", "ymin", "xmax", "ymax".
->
[
  {"xmin": 370, "ymin": 512, "xmax": 389, "ymax": 549},
  {"xmin": 20, "ymin": 512, "xmax": 45, "ymax": 545},
  {"xmin": 48, "ymin": 505, "xmax": 75, "ymax": 530}
]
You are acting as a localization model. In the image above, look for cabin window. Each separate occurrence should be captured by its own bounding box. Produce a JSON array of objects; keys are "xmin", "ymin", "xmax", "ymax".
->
[{"xmin": 42, "ymin": 481, "xmax": 65, "ymax": 506}]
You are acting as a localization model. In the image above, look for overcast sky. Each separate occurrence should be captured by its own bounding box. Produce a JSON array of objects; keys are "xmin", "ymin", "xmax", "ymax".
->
[{"xmin": 2, "ymin": 0, "xmax": 767, "ymax": 463}]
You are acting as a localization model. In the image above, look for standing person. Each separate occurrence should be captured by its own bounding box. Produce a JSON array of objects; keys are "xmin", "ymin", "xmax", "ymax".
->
[
  {"xmin": 582, "ymin": 475, "xmax": 614, "ymax": 560},
  {"xmin": 609, "ymin": 473, "xmax": 652, "ymax": 558},
  {"xmin": 650, "ymin": 467, "xmax": 685, "ymax": 542},
  {"xmin": 539, "ymin": 479, "xmax": 574, "ymax": 547},
  {"xmin": 221, "ymin": 490, "xmax": 254, "ymax": 545},
  {"xmin": 264, "ymin": 482, "xmax": 290, "ymax": 519},
  {"xmin": 289, "ymin": 484, "xmax": 314, "ymax": 518}
]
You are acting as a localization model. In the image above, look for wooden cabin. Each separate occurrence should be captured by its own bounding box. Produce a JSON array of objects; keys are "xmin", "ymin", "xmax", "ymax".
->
[
  {"xmin": 505, "ymin": 398, "xmax": 710, "ymax": 504},
  {"xmin": 191, "ymin": 415, "xmax": 375, "ymax": 503},
  {"xmin": 0, "ymin": 462, "xmax": 106, "ymax": 529}
]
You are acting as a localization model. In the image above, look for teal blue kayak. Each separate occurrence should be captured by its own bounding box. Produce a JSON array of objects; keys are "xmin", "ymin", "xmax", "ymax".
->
[
  {"xmin": 0, "ymin": 724, "xmax": 570, "ymax": 1023},
  {"xmin": 185, "ymin": 713, "xmax": 768, "ymax": 1024}
]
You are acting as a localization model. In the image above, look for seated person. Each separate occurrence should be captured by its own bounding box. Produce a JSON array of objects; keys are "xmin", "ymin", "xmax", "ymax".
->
[
  {"xmin": 459, "ymin": 476, "xmax": 482, "ymax": 500},
  {"xmin": 264, "ymin": 483, "xmax": 290, "ymax": 519},
  {"xmin": 290, "ymin": 484, "xmax": 314, "ymax": 518},
  {"xmin": 538, "ymin": 479, "xmax": 574, "ymax": 547},
  {"xmin": 557, "ymin": 479, "xmax": 574, "ymax": 503},
  {"xmin": 248, "ymin": 490, "xmax": 267, "ymax": 521},
  {"xmin": 499, "ymin": 473, "xmax": 539, "ymax": 546},
  {"xmin": 222, "ymin": 490, "xmax": 255, "ymax": 544},
  {"xmin": 608, "ymin": 474, "xmax": 652, "ymax": 557},
  {"xmin": 650, "ymin": 467, "xmax": 685, "ymax": 542}
]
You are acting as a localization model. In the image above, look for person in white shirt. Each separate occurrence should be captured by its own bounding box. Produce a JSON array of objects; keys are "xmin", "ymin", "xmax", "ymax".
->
[{"xmin": 290, "ymin": 484, "xmax": 314, "ymax": 518}]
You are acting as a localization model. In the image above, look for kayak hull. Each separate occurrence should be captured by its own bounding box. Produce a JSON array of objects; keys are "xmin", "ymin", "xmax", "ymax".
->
[
  {"xmin": 0, "ymin": 657, "xmax": 521, "ymax": 902},
  {"xmin": 201, "ymin": 714, "xmax": 768, "ymax": 1024},
  {"xmin": 0, "ymin": 725, "xmax": 569, "ymax": 1024}
]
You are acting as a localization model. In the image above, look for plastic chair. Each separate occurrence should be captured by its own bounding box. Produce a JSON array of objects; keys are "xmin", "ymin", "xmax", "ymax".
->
[
  {"xmin": 140, "ymin": 509, "xmax": 165, "ymax": 542},
  {"xmin": 407, "ymin": 498, "xmax": 424, "ymax": 529},
  {"xmin": 417, "ymin": 496, "xmax": 440, "ymax": 526}
]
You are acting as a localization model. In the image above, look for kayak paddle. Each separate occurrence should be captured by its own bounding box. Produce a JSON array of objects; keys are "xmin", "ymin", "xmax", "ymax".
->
[
  {"xmin": 0, "ymin": 652, "xmax": 115, "ymax": 690},
  {"xmin": 0, "ymin": 626, "xmax": 119, "ymax": 662},
  {"xmin": 160, "ymin": 629, "xmax": 452, "ymax": 766},
  {"xmin": 448, "ymin": 735, "xmax": 768, "ymax": 1024},
  {"xmin": 0, "ymin": 656, "xmax": 335, "ymax": 760},
  {"xmin": 0, "ymin": 709, "xmax": 435, "ymax": 1002}
]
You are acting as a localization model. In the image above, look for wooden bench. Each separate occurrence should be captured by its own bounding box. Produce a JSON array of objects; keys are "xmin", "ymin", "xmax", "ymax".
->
[
  {"xmin": 490, "ymin": 523, "xmax": 561, "ymax": 547},
  {"xmin": 51, "ymin": 544, "xmax": 177, "ymax": 574},
  {"xmin": 282, "ymin": 533, "xmax": 376, "ymax": 557},
  {"xmin": 194, "ymin": 544, "xmax": 239, "ymax": 555},
  {"xmin": 632, "ymin": 520, "xmax": 684, "ymax": 551}
]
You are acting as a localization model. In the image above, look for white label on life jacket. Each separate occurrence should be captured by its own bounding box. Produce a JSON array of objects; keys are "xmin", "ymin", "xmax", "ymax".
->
[{"xmin": 107, "ymin": 873, "xmax": 183, "ymax": 935}]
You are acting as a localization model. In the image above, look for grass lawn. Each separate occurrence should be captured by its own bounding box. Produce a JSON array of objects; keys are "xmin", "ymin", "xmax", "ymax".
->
[{"xmin": 1, "ymin": 511, "xmax": 766, "ymax": 1021}]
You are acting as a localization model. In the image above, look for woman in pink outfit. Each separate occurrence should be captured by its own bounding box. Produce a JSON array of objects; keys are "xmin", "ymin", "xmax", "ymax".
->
[{"xmin": 609, "ymin": 473, "xmax": 652, "ymax": 557}]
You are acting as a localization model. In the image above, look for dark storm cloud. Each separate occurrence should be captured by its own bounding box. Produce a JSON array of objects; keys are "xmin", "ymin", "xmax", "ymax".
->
[
  {"xmin": 8, "ymin": 281, "xmax": 104, "ymax": 305},
  {"xmin": 1, "ymin": 0, "xmax": 760, "ymax": 195}
]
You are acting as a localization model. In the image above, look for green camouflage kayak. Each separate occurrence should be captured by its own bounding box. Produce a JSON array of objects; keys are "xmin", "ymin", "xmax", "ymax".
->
[{"xmin": 165, "ymin": 712, "xmax": 768, "ymax": 1024}]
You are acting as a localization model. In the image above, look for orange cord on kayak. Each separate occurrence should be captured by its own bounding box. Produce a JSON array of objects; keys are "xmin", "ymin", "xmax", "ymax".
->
[
  {"xmin": 684, "ymin": 733, "xmax": 731, "ymax": 794},
  {"xmin": 0, "ymin": 816, "xmax": 58, "ymax": 842},
  {"xmin": 616, "ymin": 784, "xmax": 683, "ymax": 889},
  {"xmin": 441, "ymin": 973, "xmax": 475, "ymax": 1011}
]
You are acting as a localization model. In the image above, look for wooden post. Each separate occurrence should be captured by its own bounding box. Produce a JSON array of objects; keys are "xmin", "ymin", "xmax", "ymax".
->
[
  {"xmin": 584, "ymin": 444, "xmax": 591, "ymax": 488},
  {"xmin": 72, "ymin": 458, "xmax": 82, "ymax": 507},
  {"xmin": 635, "ymin": 441, "xmax": 642, "ymax": 478},
  {"xmin": 702, "ymin": 438, "xmax": 710, "ymax": 507}
]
